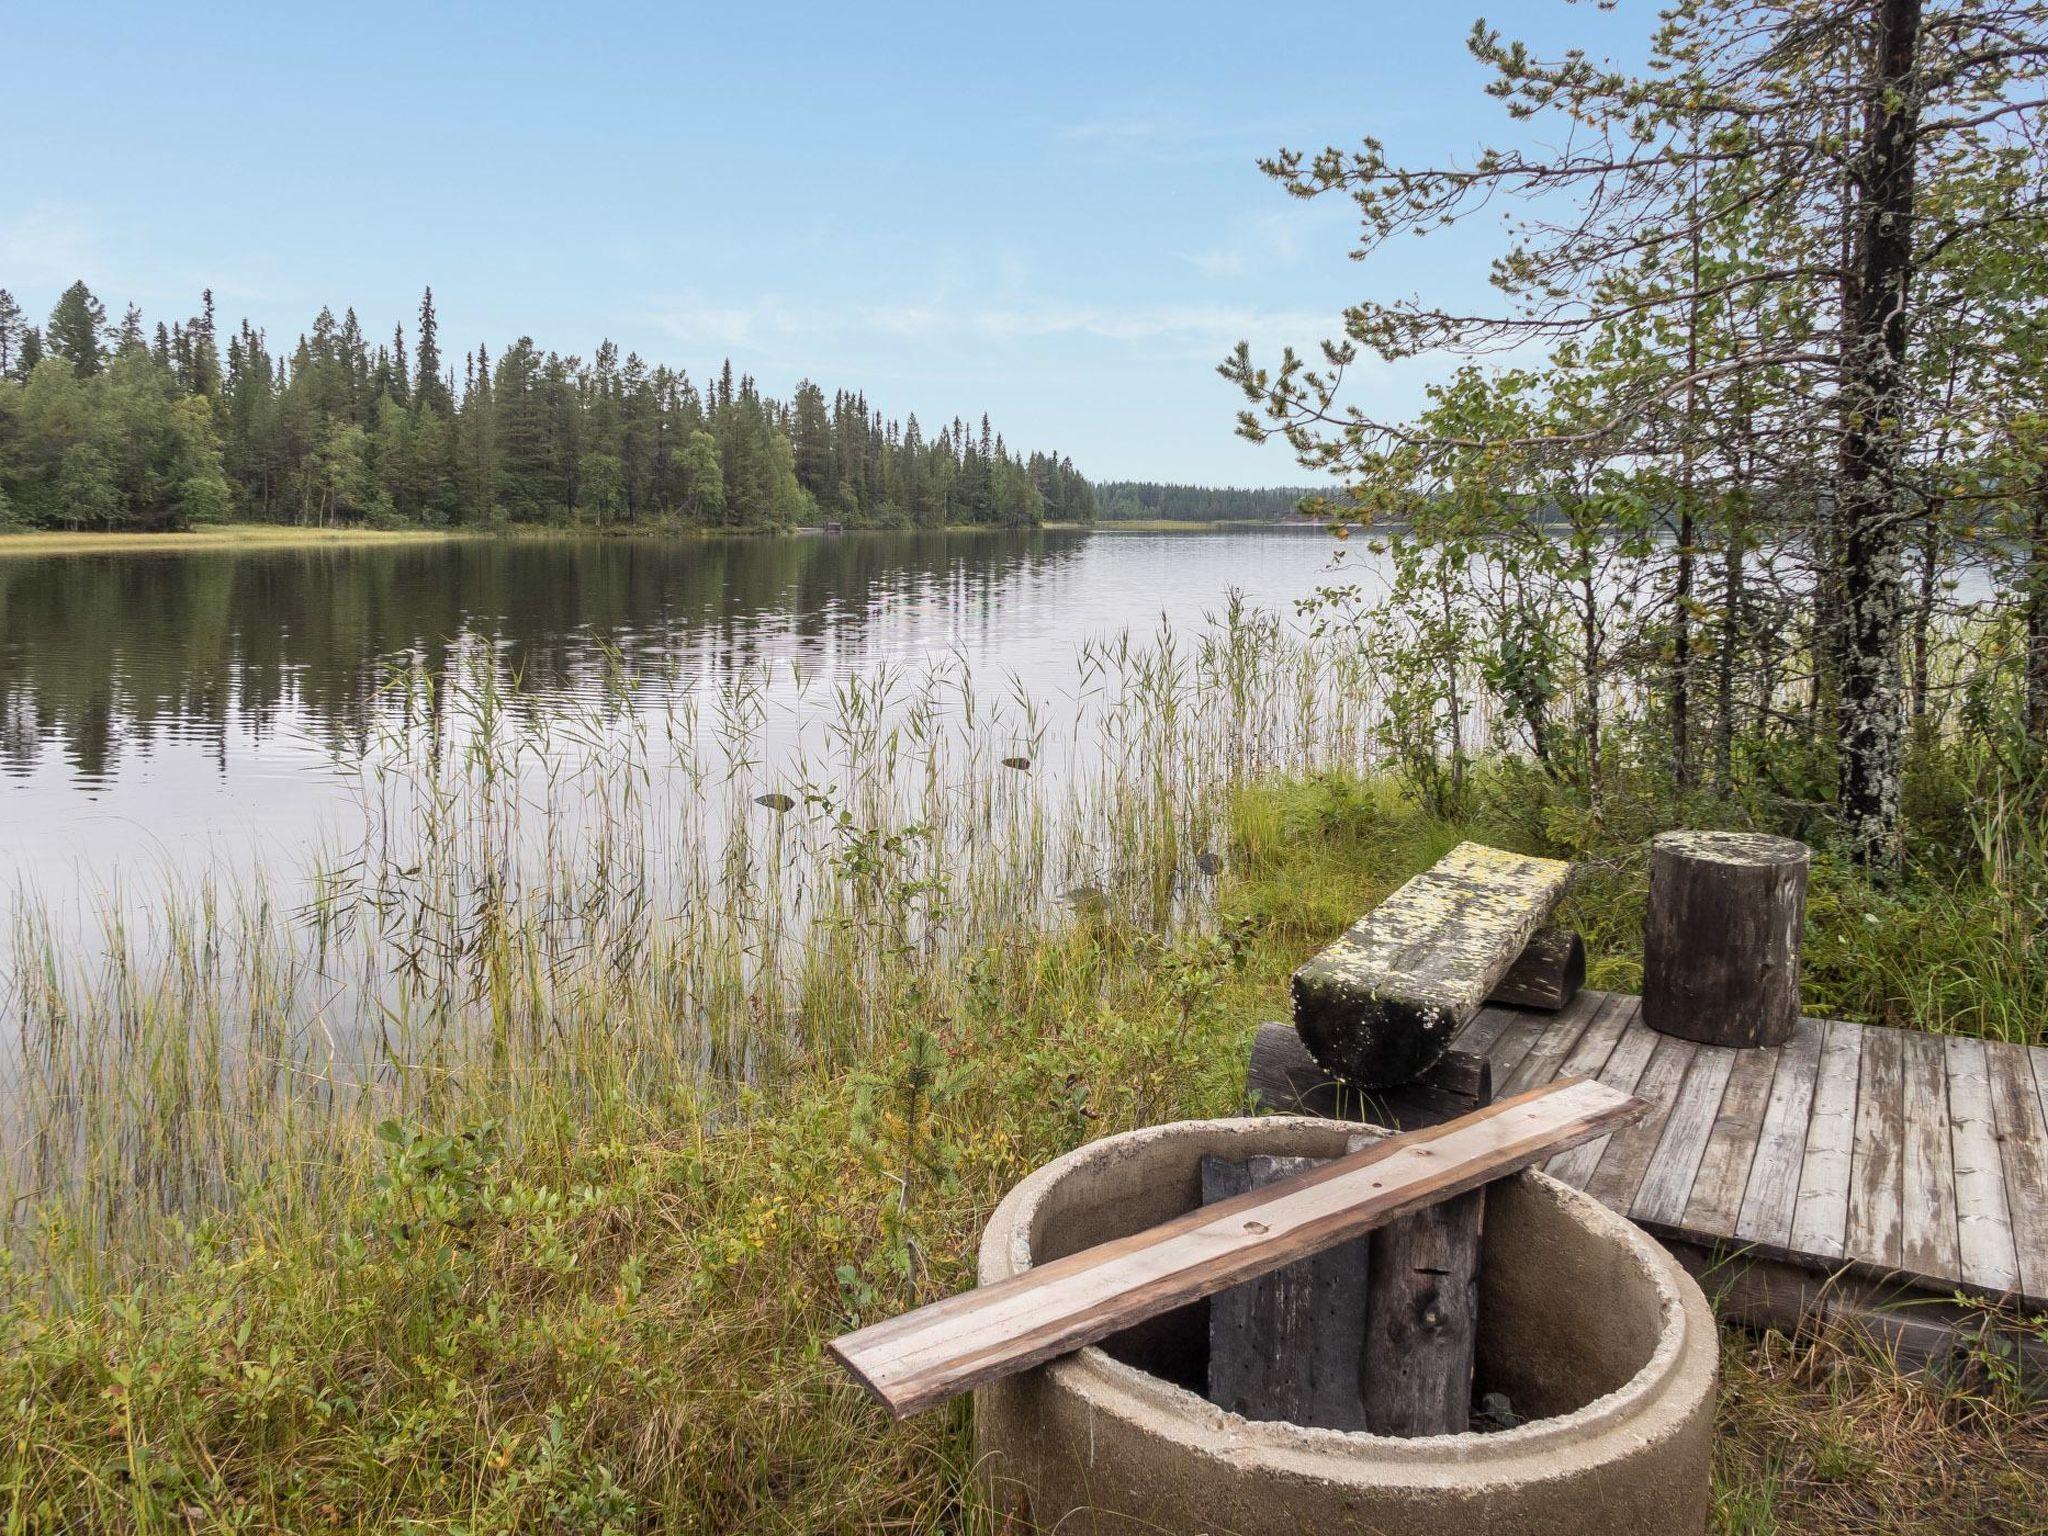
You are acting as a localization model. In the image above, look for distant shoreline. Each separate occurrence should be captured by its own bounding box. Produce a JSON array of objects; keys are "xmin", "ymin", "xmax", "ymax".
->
[{"xmin": 0, "ymin": 518, "xmax": 1334, "ymax": 560}]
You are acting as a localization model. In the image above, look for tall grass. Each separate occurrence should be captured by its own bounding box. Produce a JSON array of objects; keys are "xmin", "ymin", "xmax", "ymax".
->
[{"xmin": 0, "ymin": 596, "xmax": 1385, "ymax": 1281}]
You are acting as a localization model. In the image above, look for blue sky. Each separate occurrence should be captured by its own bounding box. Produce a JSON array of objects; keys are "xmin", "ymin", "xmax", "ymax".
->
[{"xmin": 2, "ymin": 1, "xmax": 1626, "ymax": 485}]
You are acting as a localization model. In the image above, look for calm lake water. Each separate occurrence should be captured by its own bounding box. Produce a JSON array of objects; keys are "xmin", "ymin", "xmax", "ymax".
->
[{"xmin": 0, "ymin": 528, "xmax": 1350, "ymax": 901}]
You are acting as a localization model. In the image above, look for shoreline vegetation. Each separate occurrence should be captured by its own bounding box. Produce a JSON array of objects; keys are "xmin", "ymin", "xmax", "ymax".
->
[
  {"xmin": 0, "ymin": 606, "xmax": 2043, "ymax": 1530},
  {"xmin": 0, "ymin": 517, "xmax": 1329, "ymax": 558}
]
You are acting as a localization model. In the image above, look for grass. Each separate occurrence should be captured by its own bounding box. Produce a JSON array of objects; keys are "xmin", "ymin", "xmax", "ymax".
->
[
  {"xmin": 0, "ymin": 607, "xmax": 2043, "ymax": 1530},
  {"xmin": 0, "ymin": 523, "xmax": 498, "ymax": 557}
]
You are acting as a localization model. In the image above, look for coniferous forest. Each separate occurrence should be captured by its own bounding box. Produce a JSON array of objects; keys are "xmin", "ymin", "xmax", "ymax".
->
[
  {"xmin": 1093, "ymin": 481, "xmax": 1322, "ymax": 522},
  {"xmin": 0, "ymin": 281, "xmax": 1096, "ymax": 534}
]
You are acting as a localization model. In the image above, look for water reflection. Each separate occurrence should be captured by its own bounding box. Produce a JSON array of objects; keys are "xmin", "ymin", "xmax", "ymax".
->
[{"xmin": 0, "ymin": 528, "xmax": 1342, "ymax": 891}]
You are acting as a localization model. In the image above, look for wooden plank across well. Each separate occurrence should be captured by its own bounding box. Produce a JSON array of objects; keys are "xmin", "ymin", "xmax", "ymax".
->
[
  {"xmin": 1633, "ymin": 1043, "xmax": 1736, "ymax": 1229},
  {"xmin": 1790, "ymin": 1018, "xmax": 1864, "ymax": 1262},
  {"xmin": 1946, "ymin": 1035, "xmax": 2020, "ymax": 1296},
  {"xmin": 1735, "ymin": 1016, "xmax": 1825, "ymax": 1250},
  {"xmin": 828, "ymin": 1077, "xmax": 1646, "ymax": 1418},
  {"xmin": 1292, "ymin": 842, "xmax": 1571, "ymax": 1088},
  {"xmin": 1683, "ymin": 1039, "xmax": 1780, "ymax": 1236},
  {"xmin": 1846, "ymin": 1024, "xmax": 1906, "ymax": 1271},
  {"xmin": 1896, "ymin": 1029, "xmax": 1959, "ymax": 1284},
  {"xmin": 1985, "ymin": 1041, "xmax": 2048, "ymax": 1301}
]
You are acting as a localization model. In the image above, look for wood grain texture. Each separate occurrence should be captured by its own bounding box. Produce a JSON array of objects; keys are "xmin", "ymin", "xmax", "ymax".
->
[
  {"xmin": 1735, "ymin": 1016, "xmax": 1825, "ymax": 1249},
  {"xmin": 1292, "ymin": 842, "xmax": 1570, "ymax": 1088},
  {"xmin": 1633, "ymin": 1044, "xmax": 1736, "ymax": 1228},
  {"xmin": 1496, "ymin": 986, "xmax": 1610, "ymax": 1100},
  {"xmin": 1641, "ymin": 831, "xmax": 1808, "ymax": 1048},
  {"xmin": 1546, "ymin": 1006, "xmax": 1662, "ymax": 1188},
  {"xmin": 1894, "ymin": 1029, "xmax": 1959, "ymax": 1284},
  {"xmin": 1683, "ymin": 1040, "xmax": 1780, "ymax": 1235},
  {"xmin": 1586, "ymin": 1032, "xmax": 1698, "ymax": 1211},
  {"xmin": 1945, "ymin": 1035, "xmax": 2020, "ymax": 1295},
  {"xmin": 1986, "ymin": 1042, "xmax": 2048, "ymax": 1301},
  {"xmin": 1202, "ymin": 1154, "xmax": 1371, "ymax": 1428},
  {"xmin": 1360, "ymin": 1188, "xmax": 1483, "ymax": 1436},
  {"xmin": 1846, "ymin": 1024, "xmax": 1906, "ymax": 1271},
  {"xmin": 1487, "ymin": 927, "xmax": 1586, "ymax": 1012},
  {"xmin": 1790, "ymin": 1018, "xmax": 1864, "ymax": 1261},
  {"xmin": 1243, "ymin": 1023, "xmax": 1491, "ymax": 1130},
  {"xmin": 827, "ymin": 1077, "xmax": 1646, "ymax": 1418}
]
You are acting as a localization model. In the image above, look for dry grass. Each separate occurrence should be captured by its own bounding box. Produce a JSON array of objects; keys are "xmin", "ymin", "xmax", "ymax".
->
[
  {"xmin": 0, "ymin": 523, "xmax": 484, "ymax": 557},
  {"xmin": 1713, "ymin": 1318, "xmax": 2048, "ymax": 1534}
]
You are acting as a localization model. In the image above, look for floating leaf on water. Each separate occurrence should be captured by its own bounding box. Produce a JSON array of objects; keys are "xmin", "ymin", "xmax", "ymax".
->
[
  {"xmin": 1195, "ymin": 850, "xmax": 1223, "ymax": 876},
  {"xmin": 754, "ymin": 792, "xmax": 797, "ymax": 813},
  {"xmin": 1001, "ymin": 756, "xmax": 1032, "ymax": 771}
]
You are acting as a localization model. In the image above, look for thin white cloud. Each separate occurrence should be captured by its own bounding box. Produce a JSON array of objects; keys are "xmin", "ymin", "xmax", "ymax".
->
[
  {"xmin": 650, "ymin": 294, "xmax": 1327, "ymax": 351},
  {"xmin": 0, "ymin": 203, "xmax": 101, "ymax": 291}
]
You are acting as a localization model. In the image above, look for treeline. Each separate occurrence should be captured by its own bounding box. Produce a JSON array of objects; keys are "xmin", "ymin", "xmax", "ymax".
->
[
  {"xmin": 0, "ymin": 282, "xmax": 1096, "ymax": 534},
  {"xmin": 1093, "ymin": 481, "xmax": 1321, "ymax": 522}
]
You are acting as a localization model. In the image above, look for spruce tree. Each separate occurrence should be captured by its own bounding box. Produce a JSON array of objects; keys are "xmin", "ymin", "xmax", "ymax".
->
[
  {"xmin": 46, "ymin": 281, "xmax": 108, "ymax": 376},
  {"xmin": 0, "ymin": 289, "xmax": 23, "ymax": 378}
]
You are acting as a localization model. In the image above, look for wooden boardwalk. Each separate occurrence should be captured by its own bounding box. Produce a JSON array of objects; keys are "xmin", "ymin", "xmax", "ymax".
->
[{"xmin": 1453, "ymin": 990, "xmax": 2048, "ymax": 1313}]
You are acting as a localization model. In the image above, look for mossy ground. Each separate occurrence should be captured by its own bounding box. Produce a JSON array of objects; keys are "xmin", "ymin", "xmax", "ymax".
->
[{"xmin": 1, "ymin": 770, "xmax": 2041, "ymax": 1532}]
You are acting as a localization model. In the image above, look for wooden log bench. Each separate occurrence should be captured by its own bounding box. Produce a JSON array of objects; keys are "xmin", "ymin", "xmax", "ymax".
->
[{"xmin": 1292, "ymin": 842, "xmax": 1572, "ymax": 1090}]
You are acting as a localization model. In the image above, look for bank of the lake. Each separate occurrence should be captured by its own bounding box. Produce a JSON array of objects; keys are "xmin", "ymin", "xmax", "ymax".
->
[{"xmin": 0, "ymin": 523, "xmax": 492, "ymax": 558}]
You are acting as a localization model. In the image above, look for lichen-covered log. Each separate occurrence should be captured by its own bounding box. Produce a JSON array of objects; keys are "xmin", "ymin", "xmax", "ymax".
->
[
  {"xmin": 1489, "ymin": 927, "xmax": 1586, "ymax": 1012},
  {"xmin": 1292, "ymin": 842, "xmax": 1570, "ymax": 1088}
]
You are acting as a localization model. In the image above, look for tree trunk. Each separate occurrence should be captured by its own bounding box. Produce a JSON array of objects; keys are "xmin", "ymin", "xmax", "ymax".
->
[
  {"xmin": 2027, "ymin": 479, "xmax": 2048, "ymax": 755},
  {"xmin": 1835, "ymin": 0, "xmax": 1924, "ymax": 864}
]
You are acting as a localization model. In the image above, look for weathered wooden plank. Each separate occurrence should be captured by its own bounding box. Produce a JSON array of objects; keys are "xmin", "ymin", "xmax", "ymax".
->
[
  {"xmin": 1893, "ymin": 1030, "xmax": 1958, "ymax": 1285},
  {"xmin": 1450, "ymin": 999, "xmax": 1527, "ymax": 1059},
  {"xmin": 828, "ymin": 1078, "xmax": 1647, "ymax": 1418},
  {"xmin": 1292, "ymin": 843, "xmax": 1571, "ymax": 1088},
  {"xmin": 1682, "ymin": 1040, "xmax": 1780, "ymax": 1236},
  {"xmin": 1546, "ymin": 1008, "xmax": 1661, "ymax": 1188},
  {"xmin": 1243, "ymin": 1023, "xmax": 1490, "ymax": 1130},
  {"xmin": 1986, "ymin": 1041, "xmax": 2048, "ymax": 1303},
  {"xmin": 1790, "ymin": 1018, "xmax": 1864, "ymax": 1261},
  {"xmin": 1488, "ymin": 927, "xmax": 1585, "ymax": 1012},
  {"xmin": 1945, "ymin": 1036, "xmax": 2020, "ymax": 1295},
  {"xmin": 1483, "ymin": 1007, "xmax": 1558, "ymax": 1094},
  {"xmin": 1361, "ymin": 1188, "xmax": 1483, "ymax": 1436},
  {"xmin": 1845, "ymin": 1024, "xmax": 1906, "ymax": 1271},
  {"xmin": 1632, "ymin": 1043, "xmax": 1736, "ymax": 1228},
  {"xmin": 1202, "ymin": 1154, "xmax": 1371, "ymax": 1427},
  {"xmin": 1735, "ymin": 1016, "xmax": 1825, "ymax": 1249},
  {"xmin": 1497, "ymin": 987, "xmax": 1613, "ymax": 1099},
  {"xmin": 1586, "ymin": 1032, "xmax": 1698, "ymax": 1212},
  {"xmin": 1549, "ymin": 991, "xmax": 1639, "ymax": 1082}
]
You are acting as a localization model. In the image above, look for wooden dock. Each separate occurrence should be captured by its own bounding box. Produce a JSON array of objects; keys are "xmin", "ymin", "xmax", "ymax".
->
[{"xmin": 1453, "ymin": 990, "xmax": 2048, "ymax": 1348}]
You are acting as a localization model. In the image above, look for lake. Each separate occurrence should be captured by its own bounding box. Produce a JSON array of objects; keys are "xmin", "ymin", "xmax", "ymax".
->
[{"xmin": 0, "ymin": 527, "xmax": 1353, "ymax": 902}]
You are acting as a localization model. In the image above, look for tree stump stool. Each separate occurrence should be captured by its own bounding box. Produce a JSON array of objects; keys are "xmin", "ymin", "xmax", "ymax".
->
[{"xmin": 1642, "ymin": 831, "xmax": 1809, "ymax": 1048}]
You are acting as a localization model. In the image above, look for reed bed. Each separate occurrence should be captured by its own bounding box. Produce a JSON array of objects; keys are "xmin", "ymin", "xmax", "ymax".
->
[{"xmin": 0, "ymin": 596, "xmax": 1384, "ymax": 1281}]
